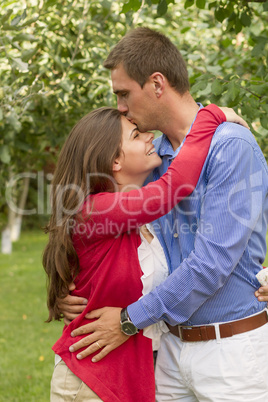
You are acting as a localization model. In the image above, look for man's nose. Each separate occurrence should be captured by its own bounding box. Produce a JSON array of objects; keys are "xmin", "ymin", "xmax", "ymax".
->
[{"xmin": 117, "ymin": 99, "xmax": 128, "ymax": 114}]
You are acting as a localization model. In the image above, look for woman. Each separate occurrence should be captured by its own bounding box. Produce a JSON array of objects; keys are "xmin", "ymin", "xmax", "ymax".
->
[{"xmin": 43, "ymin": 104, "xmax": 235, "ymax": 401}]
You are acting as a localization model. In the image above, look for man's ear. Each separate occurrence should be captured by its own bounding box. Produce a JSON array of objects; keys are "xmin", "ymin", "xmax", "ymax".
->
[
  {"xmin": 113, "ymin": 159, "xmax": 122, "ymax": 172},
  {"xmin": 150, "ymin": 72, "xmax": 165, "ymax": 98}
]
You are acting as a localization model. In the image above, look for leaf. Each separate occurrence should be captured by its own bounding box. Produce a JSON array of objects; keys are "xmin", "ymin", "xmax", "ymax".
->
[
  {"xmin": 59, "ymin": 80, "xmax": 74, "ymax": 93},
  {"xmin": 14, "ymin": 33, "xmax": 38, "ymax": 42},
  {"xmin": 10, "ymin": 9, "xmax": 26, "ymax": 26},
  {"xmin": 226, "ymin": 80, "xmax": 240, "ymax": 102},
  {"xmin": 211, "ymin": 79, "xmax": 222, "ymax": 96},
  {"xmin": 240, "ymin": 12, "xmax": 251, "ymax": 27},
  {"xmin": 157, "ymin": 0, "xmax": 168, "ymax": 16},
  {"xmin": 0, "ymin": 146, "xmax": 11, "ymax": 164},
  {"xmin": 6, "ymin": 112, "xmax": 22, "ymax": 132},
  {"xmin": 215, "ymin": 7, "xmax": 228, "ymax": 23},
  {"xmin": 221, "ymin": 38, "xmax": 232, "ymax": 48},
  {"xmin": 249, "ymin": 83, "xmax": 268, "ymax": 97},
  {"xmin": 11, "ymin": 58, "xmax": 28, "ymax": 72},
  {"xmin": 0, "ymin": 108, "xmax": 3, "ymax": 121},
  {"xmin": 263, "ymin": 1, "xmax": 268, "ymax": 12},
  {"xmin": 191, "ymin": 79, "xmax": 208, "ymax": 93},
  {"xmin": 184, "ymin": 0, "xmax": 194, "ymax": 9},
  {"xmin": 20, "ymin": 14, "xmax": 39, "ymax": 27},
  {"xmin": 0, "ymin": 9, "xmax": 13, "ymax": 24},
  {"xmin": 10, "ymin": 16, "xmax": 20, "ymax": 27},
  {"xmin": 260, "ymin": 116, "xmax": 268, "ymax": 130},
  {"xmin": 21, "ymin": 47, "xmax": 38, "ymax": 62},
  {"xmin": 121, "ymin": 0, "xmax": 141, "ymax": 13},
  {"xmin": 196, "ymin": 0, "xmax": 206, "ymax": 10},
  {"xmin": 180, "ymin": 27, "xmax": 191, "ymax": 33}
]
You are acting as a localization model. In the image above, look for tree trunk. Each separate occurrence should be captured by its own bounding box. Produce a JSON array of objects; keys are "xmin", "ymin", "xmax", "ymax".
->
[
  {"xmin": 1, "ymin": 174, "xmax": 30, "ymax": 253},
  {"xmin": 11, "ymin": 176, "xmax": 30, "ymax": 241}
]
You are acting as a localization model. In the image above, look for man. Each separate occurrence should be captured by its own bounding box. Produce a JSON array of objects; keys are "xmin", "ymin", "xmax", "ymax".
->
[{"xmin": 59, "ymin": 28, "xmax": 268, "ymax": 401}]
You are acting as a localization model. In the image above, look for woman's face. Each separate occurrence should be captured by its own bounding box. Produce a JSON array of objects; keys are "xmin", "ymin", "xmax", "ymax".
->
[{"xmin": 116, "ymin": 116, "xmax": 162, "ymax": 185}]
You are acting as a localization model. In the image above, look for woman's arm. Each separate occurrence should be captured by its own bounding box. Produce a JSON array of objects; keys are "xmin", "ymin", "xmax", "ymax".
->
[{"xmin": 83, "ymin": 104, "xmax": 226, "ymax": 234}]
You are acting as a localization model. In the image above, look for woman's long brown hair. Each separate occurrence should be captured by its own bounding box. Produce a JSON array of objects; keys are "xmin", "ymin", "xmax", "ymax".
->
[{"xmin": 43, "ymin": 107, "xmax": 122, "ymax": 321}]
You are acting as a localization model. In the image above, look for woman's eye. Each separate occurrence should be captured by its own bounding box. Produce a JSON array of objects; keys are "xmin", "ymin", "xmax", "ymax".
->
[{"xmin": 133, "ymin": 133, "xmax": 139, "ymax": 139}]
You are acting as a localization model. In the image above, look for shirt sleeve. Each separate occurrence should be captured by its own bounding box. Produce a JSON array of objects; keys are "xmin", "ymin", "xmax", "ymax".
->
[
  {"xmin": 127, "ymin": 131, "xmax": 267, "ymax": 327},
  {"xmin": 82, "ymin": 104, "xmax": 226, "ymax": 235}
]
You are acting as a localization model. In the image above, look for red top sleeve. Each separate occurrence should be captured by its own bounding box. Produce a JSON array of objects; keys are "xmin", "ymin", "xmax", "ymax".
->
[{"xmin": 81, "ymin": 104, "xmax": 226, "ymax": 234}]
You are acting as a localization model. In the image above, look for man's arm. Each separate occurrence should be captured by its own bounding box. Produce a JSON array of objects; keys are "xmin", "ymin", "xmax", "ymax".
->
[{"xmin": 68, "ymin": 126, "xmax": 267, "ymax": 361}]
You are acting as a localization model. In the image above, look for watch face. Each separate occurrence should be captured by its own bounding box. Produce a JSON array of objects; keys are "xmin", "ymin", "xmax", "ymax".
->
[{"xmin": 121, "ymin": 321, "xmax": 138, "ymax": 335}]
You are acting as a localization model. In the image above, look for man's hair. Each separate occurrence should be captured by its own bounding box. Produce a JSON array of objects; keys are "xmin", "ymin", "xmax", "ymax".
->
[{"xmin": 104, "ymin": 27, "xmax": 190, "ymax": 94}]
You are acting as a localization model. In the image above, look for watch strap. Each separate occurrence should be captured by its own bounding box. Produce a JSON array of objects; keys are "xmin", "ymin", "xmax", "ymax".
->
[{"xmin": 120, "ymin": 307, "xmax": 130, "ymax": 323}]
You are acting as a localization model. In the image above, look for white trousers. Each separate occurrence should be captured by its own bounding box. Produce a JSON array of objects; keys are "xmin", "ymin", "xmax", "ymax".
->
[{"xmin": 155, "ymin": 321, "xmax": 268, "ymax": 401}]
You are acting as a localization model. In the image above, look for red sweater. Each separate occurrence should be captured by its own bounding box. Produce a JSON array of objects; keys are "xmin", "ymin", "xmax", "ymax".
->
[{"xmin": 52, "ymin": 105, "xmax": 226, "ymax": 402}]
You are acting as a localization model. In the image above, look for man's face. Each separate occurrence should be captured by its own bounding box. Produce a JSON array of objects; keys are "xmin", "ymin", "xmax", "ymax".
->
[{"xmin": 111, "ymin": 64, "xmax": 156, "ymax": 133}]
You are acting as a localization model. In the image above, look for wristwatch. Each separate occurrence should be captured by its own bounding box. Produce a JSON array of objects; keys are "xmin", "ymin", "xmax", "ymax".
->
[{"xmin": 120, "ymin": 308, "xmax": 139, "ymax": 335}]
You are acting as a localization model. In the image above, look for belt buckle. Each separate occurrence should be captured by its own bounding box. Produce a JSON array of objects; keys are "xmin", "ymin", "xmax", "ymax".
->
[
  {"xmin": 178, "ymin": 325, "xmax": 194, "ymax": 341},
  {"xmin": 178, "ymin": 325, "xmax": 183, "ymax": 340}
]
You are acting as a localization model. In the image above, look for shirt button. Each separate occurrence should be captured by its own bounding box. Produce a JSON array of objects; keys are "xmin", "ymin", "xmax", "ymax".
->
[{"xmin": 173, "ymin": 233, "xmax": 178, "ymax": 238}]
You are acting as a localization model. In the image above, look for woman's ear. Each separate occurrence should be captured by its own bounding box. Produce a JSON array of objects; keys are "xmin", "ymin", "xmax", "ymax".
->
[{"xmin": 112, "ymin": 159, "xmax": 122, "ymax": 172}]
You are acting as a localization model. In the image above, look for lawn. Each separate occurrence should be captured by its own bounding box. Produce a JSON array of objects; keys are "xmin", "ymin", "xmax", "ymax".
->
[
  {"xmin": 0, "ymin": 230, "xmax": 267, "ymax": 401},
  {"xmin": 0, "ymin": 231, "xmax": 62, "ymax": 402}
]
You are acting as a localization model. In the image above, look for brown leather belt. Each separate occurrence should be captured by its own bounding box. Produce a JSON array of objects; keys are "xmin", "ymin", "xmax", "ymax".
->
[{"xmin": 166, "ymin": 310, "xmax": 268, "ymax": 342}]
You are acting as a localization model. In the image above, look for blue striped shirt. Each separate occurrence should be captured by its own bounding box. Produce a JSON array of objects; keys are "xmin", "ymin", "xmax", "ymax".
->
[{"xmin": 128, "ymin": 106, "xmax": 268, "ymax": 328}]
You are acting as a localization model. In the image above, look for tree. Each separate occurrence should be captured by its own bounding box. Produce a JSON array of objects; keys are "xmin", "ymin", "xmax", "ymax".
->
[{"xmin": 0, "ymin": 0, "xmax": 267, "ymax": 251}]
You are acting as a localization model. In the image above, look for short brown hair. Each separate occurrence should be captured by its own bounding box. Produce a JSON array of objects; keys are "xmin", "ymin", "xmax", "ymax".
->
[{"xmin": 104, "ymin": 27, "xmax": 189, "ymax": 94}]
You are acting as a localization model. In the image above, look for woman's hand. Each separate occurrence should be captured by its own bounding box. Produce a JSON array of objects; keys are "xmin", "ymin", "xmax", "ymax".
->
[
  {"xmin": 255, "ymin": 285, "xmax": 268, "ymax": 302},
  {"xmin": 57, "ymin": 282, "xmax": 87, "ymax": 325},
  {"xmin": 219, "ymin": 107, "xmax": 250, "ymax": 129}
]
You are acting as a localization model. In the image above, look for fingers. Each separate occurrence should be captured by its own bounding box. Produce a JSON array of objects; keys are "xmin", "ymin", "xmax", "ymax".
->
[
  {"xmin": 85, "ymin": 307, "xmax": 111, "ymax": 320},
  {"xmin": 58, "ymin": 294, "xmax": 88, "ymax": 307},
  {"xmin": 69, "ymin": 333, "xmax": 97, "ymax": 353},
  {"xmin": 63, "ymin": 317, "xmax": 71, "ymax": 326},
  {"xmin": 63, "ymin": 311, "xmax": 83, "ymax": 321},
  {"xmin": 70, "ymin": 333, "xmax": 129, "ymax": 362},
  {"xmin": 71, "ymin": 322, "xmax": 96, "ymax": 337},
  {"xmin": 219, "ymin": 107, "xmax": 250, "ymax": 129},
  {"xmin": 91, "ymin": 345, "xmax": 116, "ymax": 363},
  {"xmin": 57, "ymin": 295, "xmax": 88, "ymax": 321},
  {"xmin": 255, "ymin": 286, "xmax": 268, "ymax": 301},
  {"xmin": 68, "ymin": 282, "xmax": 76, "ymax": 291},
  {"xmin": 58, "ymin": 303, "xmax": 87, "ymax": 314}
]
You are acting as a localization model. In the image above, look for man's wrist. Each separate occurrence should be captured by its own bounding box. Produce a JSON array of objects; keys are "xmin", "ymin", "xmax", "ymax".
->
[{"xmin": 120, "ymin": 307, "xmax": 139, "ymax": 336}]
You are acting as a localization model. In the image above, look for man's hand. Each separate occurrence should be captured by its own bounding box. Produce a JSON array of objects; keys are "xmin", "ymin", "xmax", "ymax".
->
[
  {"xmin": 69, "ymin": 307, "xmax": 129, "ymax": 362},
  {"xmin": 57, "ymin": 283, "xmax": 88, "ymax": 325},
  {"xmin": 255, "ymin": 285, "xmax": 268, "ymax": 302}
]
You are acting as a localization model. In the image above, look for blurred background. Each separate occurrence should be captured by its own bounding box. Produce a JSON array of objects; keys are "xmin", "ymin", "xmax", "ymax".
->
[{"xmin": 0, "ymin": 0, "xmax": 267, "ymax": 400}]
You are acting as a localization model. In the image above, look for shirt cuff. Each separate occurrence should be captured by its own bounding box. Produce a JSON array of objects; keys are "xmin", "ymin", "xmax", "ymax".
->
[{"xmin": 127, "ymin": 299, "xmax": 158, "ymax": 329}]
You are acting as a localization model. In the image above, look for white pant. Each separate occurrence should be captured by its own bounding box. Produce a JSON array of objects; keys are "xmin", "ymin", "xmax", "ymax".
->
[{"xmin": 155, "ymin": 321, "xmax": 268, "ymax": 401}]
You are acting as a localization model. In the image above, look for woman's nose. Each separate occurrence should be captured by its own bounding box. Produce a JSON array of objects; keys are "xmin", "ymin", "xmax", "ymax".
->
[{"xmin": 144, "ymin": 132, "xmax": 154, "ymax": 142}]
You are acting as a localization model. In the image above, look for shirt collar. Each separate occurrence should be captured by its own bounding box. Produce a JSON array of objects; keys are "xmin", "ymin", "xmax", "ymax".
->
[{"xmin": 157, "ymin": 103, "xmax": 203, "ymax": 158}]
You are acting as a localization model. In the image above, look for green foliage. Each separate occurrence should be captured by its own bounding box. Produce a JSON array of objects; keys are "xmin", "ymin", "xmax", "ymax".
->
[{"xmin": 0, "ymin": 0, "xmax": 267, "ymax": 228}]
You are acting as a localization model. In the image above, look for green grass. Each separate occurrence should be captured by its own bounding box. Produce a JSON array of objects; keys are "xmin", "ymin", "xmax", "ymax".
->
[
  {"xmin": 0, "ymin": 230, "xmax": 267, "ymax": 401},
  {"xmin": 0, "ymin": 231, "xmax": 62, "ymax": 402}
]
